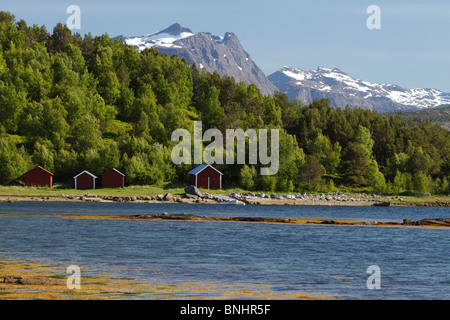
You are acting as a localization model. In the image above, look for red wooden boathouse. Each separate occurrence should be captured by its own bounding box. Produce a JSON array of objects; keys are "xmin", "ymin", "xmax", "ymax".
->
[
  {"xmin": 188, "ymin": 164, "xmax": 222, "ymax": 190},
  {"xmin": 24, "ymin": 166, "xmax": 54, "ymax": 188},
  {"xmin": 74, "ymin": 170, "xmax": 97, "ymax": 190},
  {"xmin": 102, "ymin": 168, "xmax": 125, "ymax": 189}
]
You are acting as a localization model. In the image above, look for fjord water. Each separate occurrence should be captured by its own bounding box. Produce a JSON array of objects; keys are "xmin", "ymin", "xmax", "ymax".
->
[{"xmin": 0, "ymin": 202, "xmax": 448, "ymax": 299}]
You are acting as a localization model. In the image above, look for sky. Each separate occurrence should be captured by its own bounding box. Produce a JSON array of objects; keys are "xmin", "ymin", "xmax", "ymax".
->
[{"xmin": 2, "ymin": 0, "xmax": 450, "ymax": 92}]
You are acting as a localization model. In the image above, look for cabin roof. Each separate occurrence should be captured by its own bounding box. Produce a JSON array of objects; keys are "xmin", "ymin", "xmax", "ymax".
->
[
  {"xmin": 74, "ymin": 170, "xmax": 98, "ymax": 179},
  {"xmin": 102, "ymin": 168, "xmax": 125, "ymax": 177},
  {"xmin": 25, "ymin": 166, "xmax": 54, "ymax": 176},
  {"xmin": 188, "ymin": 164, "xmax": 223, "ymax": 176}
]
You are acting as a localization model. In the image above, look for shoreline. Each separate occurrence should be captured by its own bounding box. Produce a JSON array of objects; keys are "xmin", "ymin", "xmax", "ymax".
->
[
  {"xmin": 0, "ymin": 258, "xmax": 335, "ymax": 300},
  {"xmin": 51, "ymin": 213, "xmax": 450, "ymax": 229},
  {"xmin": 1, "ymin": 194, "xmax": 449, "ymax": 207},
  {"xmin": 2, "ymin": 212, "xmax": 448, "ymax": 229},
  {"xmin": 0, "ymin": 194, "xmax": 375, "ymax": 206}
]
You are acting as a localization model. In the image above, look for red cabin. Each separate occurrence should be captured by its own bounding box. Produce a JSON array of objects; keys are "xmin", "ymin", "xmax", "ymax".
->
[
  {"xmin": 74, "ymin": 170, "xmax": 97, "ymax": 190},
  {"xmin": 188, "ymin": 164, "xmax": 222, "ymax": 190},
  {"xmin": 102, "ymin": 168, "xmax": 125, "ymax": 189},
  {"xmin": 24, "ymin": 166, "xmax": 54, "ymax": 188}
]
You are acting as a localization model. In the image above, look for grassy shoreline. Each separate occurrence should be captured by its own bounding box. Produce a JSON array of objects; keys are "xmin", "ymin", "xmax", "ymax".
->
[{"xmin": 0, "ymin": 185, "xmax": 449, "ymax": 206}]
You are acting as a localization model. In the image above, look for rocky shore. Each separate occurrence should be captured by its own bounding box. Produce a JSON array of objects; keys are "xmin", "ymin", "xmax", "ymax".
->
[
  {"xmin": 2, "ymin": 275, "xmax": 65, "ymax": 286},
  {"xmin": 82, "ymin": 213, "xmax": 450, "ymax": 228},
  {"xmin": 0, "ymin": 186, "xmax": 449, "ymax": 207},
  {"xmin": 64, "ymin": 188, "xmax": 401, "ymax": 206}
]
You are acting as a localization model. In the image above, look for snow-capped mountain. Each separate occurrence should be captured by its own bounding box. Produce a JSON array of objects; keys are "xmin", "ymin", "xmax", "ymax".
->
[
  {"xmin": 268, "ymin": 66, "xmax": 450, "ymax": 112},
  {"xmin": 122, "ymin": 23, "xmax": 195, "ymax": 51},
  {"xmin": 118, "ymin": 23, "xmax": 277, "ymax": 96}
]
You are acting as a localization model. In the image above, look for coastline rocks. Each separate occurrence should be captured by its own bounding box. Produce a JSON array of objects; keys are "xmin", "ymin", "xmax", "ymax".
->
[
  {"xmin": 403, "ymin": 218, "xmax": 450, "ymax": 226},
  {"xmin": 2, "ymin": 275, "xmax": 65, "ymax": 286},
  {"xmin": 416, "ymin": 218, "xmax": 450, "ymax": 226},
  {"xmin": 403, "ymin": 219, "xmax": 414, "ymax": 225},
  {"xmin": 185, "ymin": 185, "xmax": 203, "ymax": 197},
  {"xmin": 228, "ymin": 191, "xmax": 379, "ymax": 203},
  {"xmin": 130, "ymin": 213, "xmax": 292, "ymax": 224},
  {"xmin": 55, "ymin": 191, "xmax": 449, "ymax": 207},
  {"xmin": 163, "ymin": 193, "xmax": 173, "ymax": 201},
  {"xmin": 400, "ymin": 202, "xmax": 450, "ymax": 207}
]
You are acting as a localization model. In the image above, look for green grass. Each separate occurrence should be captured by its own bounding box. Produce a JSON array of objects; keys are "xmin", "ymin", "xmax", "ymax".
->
[
  {"xmin": 389, "ymin": 194, "xmax": 450, "ymax": 204},
  {"xmin": 0, "ymin": 184, "xmax": 278, "ymax": 198},
  {"xmin": 0, "ymin": 185, "xmax": 186, "ymax": 197}
]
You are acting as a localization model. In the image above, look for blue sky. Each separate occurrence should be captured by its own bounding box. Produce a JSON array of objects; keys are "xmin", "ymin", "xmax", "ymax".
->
[{"xmin": 2, "ymin": 0, "xmax": 450, "ymax": 92}]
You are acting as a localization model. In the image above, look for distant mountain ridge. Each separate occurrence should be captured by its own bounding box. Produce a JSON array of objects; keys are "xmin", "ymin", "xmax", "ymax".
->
[
  {"xmin": 118, "ymin": 24, "xmax": 450, "ymax": 112},
  {"xmin": 268, "ymin": 66, "xmax": 450, "ymax": 112},
  {"xmin": 118, "ymin": 23, "xmax": 277, "ymax": 96}
]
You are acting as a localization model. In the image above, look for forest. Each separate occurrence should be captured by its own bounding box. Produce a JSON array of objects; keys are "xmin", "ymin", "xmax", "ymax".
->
[
  {"xmin": 386, "ymin": 106, "xmax": 450, "ymax": 131},
  {"xmin": 0, "ymin": 11, "xmax": 449, "ymax": 195}
]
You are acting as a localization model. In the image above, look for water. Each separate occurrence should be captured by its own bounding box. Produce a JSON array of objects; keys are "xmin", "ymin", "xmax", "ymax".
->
[
  {"xmin": 1, "ymin": 201, "xmax": 449, "ymax": 221},
  {"xmin": 0, "ymin": 202, "xmax": 448, "ymax": 299}
]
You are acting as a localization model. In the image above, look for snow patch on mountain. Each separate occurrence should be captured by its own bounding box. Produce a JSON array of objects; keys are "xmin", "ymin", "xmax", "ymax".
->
[
  {"xmin": 125, "ymin": 31, "xmax": 195, "ymax": 51},
  {"xmin": 118, "ymin": 23, "xmax": 278, "ymax": 96},
  {"xmin": 269, "ymin": 66, "xmax": 450, "ymax": 112}
]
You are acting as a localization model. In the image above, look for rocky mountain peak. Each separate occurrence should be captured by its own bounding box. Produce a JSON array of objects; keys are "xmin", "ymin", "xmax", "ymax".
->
[
  {"xmin": 120, "ymin": 25, "xmax": 277, "ymax": 95},
  {"xmin": 157, "ymin": 23, "xmax": 193, "ymax": 36}
]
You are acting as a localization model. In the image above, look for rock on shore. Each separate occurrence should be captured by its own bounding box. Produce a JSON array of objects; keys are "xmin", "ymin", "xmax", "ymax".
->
[
  {"xmin": 2, "ymin": 275, "xmax": 65, "ymax": 286},
  {"xmin": 3, "ymin": 189, "xmax": 448, "ymax": 207},
  {"xmin": 123, "ymin": 213, "xmax": 450, "ymax": 228},
  {"xmin": 403, "ymin": 218, "xmax": 450, "ymax": 226}
]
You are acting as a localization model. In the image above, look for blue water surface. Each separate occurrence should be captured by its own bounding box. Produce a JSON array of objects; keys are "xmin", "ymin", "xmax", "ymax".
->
[{"xmin": 0, "ymin": 202, "xmax": 448, "ymax": 299}]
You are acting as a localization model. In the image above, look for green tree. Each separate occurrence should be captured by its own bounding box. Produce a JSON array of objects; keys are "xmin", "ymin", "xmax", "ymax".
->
[
  {"xmin": 71, "ymin": 114, "xmax": 102, "ymax": 152},
  {"xmin": 277, "ymin": 130, "xmax": 305, "ymax": 191},
  {"xmin": 31, "ymin": 140, "xmax": 55, "ymax": 172},
  {"xmin": 390, "ymin": 170, "xmax": 408, "ymax": 194},
  {"xmin": 53, "ymin": 148, "xmax": 78, "ymax": 183},
  {"xmin": 366, "ymin": 159, "xmax": 386, "ymax": 193},
  {"xmin": 0, "ymin": 82, "xmax": 27, "ymax": 132},
  {"xmin": 198, "ymin": 85, "xmax": 224, "ymax": 129},
  {"xmin": 407, "ymin": 146, "xmax": 432, "ymax": 175},
  {"xmin": 47, "ymin": 23, "xmax": 73, "ymax": 54},
  {"xmin": 123, "ymin": 153, "xmax": 152, "ymax": 185},
  {"xmin": 355, "ymin": 125, "xmax": 374, "ymax": 158},
  {"xmin": 299, "ymin": 155, "xmax": 325, "ymax": 191},
  {"xmin": 0, "ymin": 138, "xmax": 30, "ymax": 184},
  {"xmin": 258, "ymin": 175, "xmax": 277, "ymax": 192},
  {"xmin": 343, "ymin": 142, "xmax": 369, "ymax": 186},
  {"xmin": 240, "ymin": 165, "xmax": 256, "ymax": 190},
  {"xmin": 412, "ymin": 172, "xmax": 431, "ymax": 195},
  {"xmin": 308, "ymin": 130, "xmax": 341, "ymax": 175}
]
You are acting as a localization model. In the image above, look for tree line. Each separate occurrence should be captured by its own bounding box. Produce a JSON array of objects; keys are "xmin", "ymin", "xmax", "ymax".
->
[{"xmin": 0, "ymin": 11, "xmax": 449, "ymax": 195}]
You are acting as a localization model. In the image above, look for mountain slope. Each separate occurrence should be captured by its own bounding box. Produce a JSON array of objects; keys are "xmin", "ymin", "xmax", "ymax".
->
[
  {"xmin": 268, "ymin": 66, "xmax": 450, "ymax": 112},
  {"xmin": 119, "ymin": 23, "xmax": 277, "ymax": 96}
]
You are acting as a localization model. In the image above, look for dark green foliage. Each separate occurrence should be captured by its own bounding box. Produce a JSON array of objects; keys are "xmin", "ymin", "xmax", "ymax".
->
[
  {"xmin": 0, "ymin": 11, "xmax": 449, "ymax": 194},
  {"xmin": 385, "ymin": 106, "xmax": 450, "ymax": 131}
]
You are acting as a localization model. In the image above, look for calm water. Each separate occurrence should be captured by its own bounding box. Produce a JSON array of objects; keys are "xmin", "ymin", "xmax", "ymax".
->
[{"xmin": 0, "ymin": 202, "xmax": 448, "ymax": 299}]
